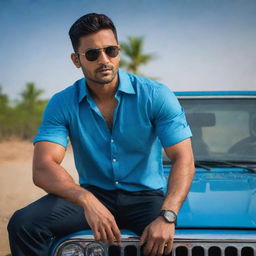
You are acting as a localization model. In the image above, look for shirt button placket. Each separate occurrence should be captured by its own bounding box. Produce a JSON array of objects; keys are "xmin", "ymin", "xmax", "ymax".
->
[{"xmin": 111, "ymin": 137, "xmax": 119, "ymax": 187}]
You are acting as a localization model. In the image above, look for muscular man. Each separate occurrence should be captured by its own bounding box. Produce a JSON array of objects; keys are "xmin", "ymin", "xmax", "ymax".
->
[{"xmin": 8, "ymin": 13, "xmax": 195, "ymax": 256}]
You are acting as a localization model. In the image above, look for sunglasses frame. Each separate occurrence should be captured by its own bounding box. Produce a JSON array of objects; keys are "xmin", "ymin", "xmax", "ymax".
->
[{"xmin": 76, "ymin": 45, "xmax": 120, "ymax": 61}]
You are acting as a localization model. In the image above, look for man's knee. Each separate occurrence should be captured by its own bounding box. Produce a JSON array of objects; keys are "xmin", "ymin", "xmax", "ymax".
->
[
  {"xmin": 7, "ymin": 209, "xmax": 29, "ymax": 235},
  {"xmin": 7, "ymin": 207, "xmax": 43, "ymax": 238},
  {"xmin": 8, "ymin": 207, "xmax": 55, "ymax": 255}
]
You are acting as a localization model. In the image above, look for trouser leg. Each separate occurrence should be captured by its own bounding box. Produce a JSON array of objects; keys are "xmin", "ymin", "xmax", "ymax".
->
[
  {"xmin": 7, "ymin": 186, "xmax": 119, "ymax": 256},
  {"xmin": 117, "ymin": 189, "xmax": 165, "ymax": 235},
  {"xmin": 7, "ymin": 193, "xmax": 89, "ymax": 256}
]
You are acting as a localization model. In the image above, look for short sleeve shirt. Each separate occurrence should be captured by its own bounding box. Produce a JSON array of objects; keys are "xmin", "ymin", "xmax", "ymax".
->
[{"xmin": 34, "ymin": 69, "xmax": 192, "ymax": 191}]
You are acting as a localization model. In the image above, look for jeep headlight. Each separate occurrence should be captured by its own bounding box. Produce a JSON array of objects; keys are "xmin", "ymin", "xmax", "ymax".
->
[
  {"xmin": 85, "ymin": 242, "xmax": 104, "ymax": 256},
  {"xmin": 59, "ymin": 242, "xmax": 84, "ymax": 256}
]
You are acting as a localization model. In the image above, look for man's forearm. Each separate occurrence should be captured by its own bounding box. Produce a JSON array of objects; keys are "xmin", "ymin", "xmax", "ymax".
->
[
  {"xmin": 33, "ymin": 160, "xmax": 92, "ymax": 208},
  {"xmin": 161, "ymin": 158, "xmax": 195, "ymax": 214}
]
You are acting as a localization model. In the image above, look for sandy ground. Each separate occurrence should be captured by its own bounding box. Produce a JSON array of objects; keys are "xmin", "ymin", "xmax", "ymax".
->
[{"xmin": 0, "ymin": 140, "xmax": 77, "ymax": 256}]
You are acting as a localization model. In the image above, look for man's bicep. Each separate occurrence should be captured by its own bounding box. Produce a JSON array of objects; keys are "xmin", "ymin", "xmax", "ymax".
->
[
  {"xmin": 33, "ymin": 141, "xmax": 66, "ymax": 166},
  {"xmin": 164, "ymin": 138, "xmax": 194, "ymax": 162},
  {"xmin": 33, "ymin": 142, "xmax": 70, "ymax": 188},
  {"xmin": 152, "ymin": 86, "xmax": 192, "ymax": 148},
  {"xmin": 33, "ymin": 93, "xmax": 69, "ymax": 148}
]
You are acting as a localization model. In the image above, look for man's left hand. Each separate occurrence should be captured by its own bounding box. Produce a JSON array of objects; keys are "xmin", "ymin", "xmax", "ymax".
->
[{"xmin": 140, "ymin": 217, "xmax": 175, "ymax": 256}]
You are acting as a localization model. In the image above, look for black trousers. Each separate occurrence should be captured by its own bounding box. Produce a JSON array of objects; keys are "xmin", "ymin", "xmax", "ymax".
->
[{"xmin": 7, "ymin": 185, "xmax": 164, "ymax": 256}]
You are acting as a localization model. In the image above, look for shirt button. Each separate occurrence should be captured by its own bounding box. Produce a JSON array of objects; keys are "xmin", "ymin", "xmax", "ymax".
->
[
  {"xmin": 113, "ymin": 158, "xmax": 117, "ymax": 162},
  {"xmin": 111, "ymin": 139, "xmax": 114, "ymax": 143},
  {"xmin": 115, "ymin": 181, "xmax": 119, "ymax": 184}
]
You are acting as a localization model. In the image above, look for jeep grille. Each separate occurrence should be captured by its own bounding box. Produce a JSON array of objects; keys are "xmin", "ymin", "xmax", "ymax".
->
[
  {"xmin": 54, "ymin": 239, "xmax": 256, "ymax": 256},
  {"xmin": 171, "ymin": 242, "xmax": 255, "ymax": 256}
]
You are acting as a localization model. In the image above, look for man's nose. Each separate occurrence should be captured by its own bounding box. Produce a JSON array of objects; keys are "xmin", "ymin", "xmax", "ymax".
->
[{"xmin": 97, "ymin": 49, "xmax": 110, "ymax": 64}]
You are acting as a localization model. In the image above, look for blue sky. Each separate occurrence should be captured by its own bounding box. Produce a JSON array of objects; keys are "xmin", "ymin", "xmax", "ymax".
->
[{"xmin": 0, "ymin": 0, "xmax": 256, "ymax": 100}]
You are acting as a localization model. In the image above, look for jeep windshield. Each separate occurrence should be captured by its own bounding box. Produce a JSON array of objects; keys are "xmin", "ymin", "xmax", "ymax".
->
[{"xmin": 163, "ymin": 97, "xmax": 256, "ymax": 165}]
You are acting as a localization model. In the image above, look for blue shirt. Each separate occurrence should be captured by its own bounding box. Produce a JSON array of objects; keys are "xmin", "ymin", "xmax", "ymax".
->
[{"xmin": 34, "ymin": 69, "xmax": 192, "ymax": 191}]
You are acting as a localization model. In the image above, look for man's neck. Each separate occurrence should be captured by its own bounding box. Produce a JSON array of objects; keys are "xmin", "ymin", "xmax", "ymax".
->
[{"xmin": 87, "ymin": 77, "xmax": 119, "ymax": 101}]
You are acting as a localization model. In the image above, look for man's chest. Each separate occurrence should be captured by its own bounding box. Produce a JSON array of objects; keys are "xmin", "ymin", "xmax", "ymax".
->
[
  {"xmin": 69, "ymin": 96, "xmax": 156, "ymax": 152},
  {"xmin": 94, "ymin": 98, "xmax": 118, "ymax": 131}
]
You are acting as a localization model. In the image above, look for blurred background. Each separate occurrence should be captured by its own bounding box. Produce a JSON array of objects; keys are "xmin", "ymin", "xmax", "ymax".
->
[{"xmin": 0, "ymin": 0, "xmax": 256, "ymax": 254}]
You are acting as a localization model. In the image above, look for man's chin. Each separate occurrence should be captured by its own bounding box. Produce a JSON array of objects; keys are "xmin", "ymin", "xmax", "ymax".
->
[
  {"xmin": 94, "ymin": 73, "xmax": 117, "ymax": 85},
  {"xmin": 95, "ymin": 77, "xmax": 115, "ymax": 85}
]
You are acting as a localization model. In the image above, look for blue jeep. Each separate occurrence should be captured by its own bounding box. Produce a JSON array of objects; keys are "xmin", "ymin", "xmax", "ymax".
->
[{"xmin": 50, "ymin": 91, "xmax": 256, "ymax": 256}]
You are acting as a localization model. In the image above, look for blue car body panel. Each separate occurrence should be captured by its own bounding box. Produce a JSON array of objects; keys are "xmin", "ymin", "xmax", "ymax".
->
[{"xmin": 163, "ymin": 167, "xmax": 256, "ymax": 228}]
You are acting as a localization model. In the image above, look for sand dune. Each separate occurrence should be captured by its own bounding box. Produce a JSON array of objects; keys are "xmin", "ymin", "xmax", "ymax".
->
[{"xmin": 0, "ymin": 140, "xmax": 77, "ymax": 255}]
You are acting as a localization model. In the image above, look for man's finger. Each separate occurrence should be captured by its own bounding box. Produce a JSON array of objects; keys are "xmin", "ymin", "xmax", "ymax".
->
[
  {"xmin": 92, "ymin": 227, "xmax": 100, "ymax": 241},
  {"xmin": 139, "ymin": 226, "xmax": 148, "ymax": 246},
  {"xmin": 98, "ymin": 226, "xmax": 108, "ymax": 244},
  {"xmin": 156, "ymin": 242, "xmax": 166, "ymax": 256},
  {"xmin": 104, "ymin": 224, "xmax": 115, "ymax": 245},
  {"xmin": 111, "ymin": 224, "xmax": 121, "ymax": 245},
  {"xmin": 143, "ymin": 237, "xmax": 154, "ymax": 256},
  {"xmin": 149, "ymin": 241, "xmax": 161, "ymax": 256},
  {"xmin": 164, "ymin": 239, "xmax": 174, "ymax": 255}
]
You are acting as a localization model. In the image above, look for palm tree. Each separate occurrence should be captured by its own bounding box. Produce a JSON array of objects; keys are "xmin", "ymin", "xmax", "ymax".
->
[
  {"xmin": 120, "ymin": 37, "xmax": 155, "ymax": 76},
  {"xmin": 0, "ymin": 86, "xmax": 8, "ymax": 110},
  {"xmin": 20, "ymin": 82, "xmax": 44, "ymax": 111},
  {"xmin": 18, "ymin": 82, "xmax": 45, "ymax": 139}
]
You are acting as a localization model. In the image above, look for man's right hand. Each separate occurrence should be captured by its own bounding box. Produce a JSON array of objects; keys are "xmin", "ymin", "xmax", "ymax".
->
[{"xmin": 83, "ymin": 192, "xmax": 121, "ymax": 245}]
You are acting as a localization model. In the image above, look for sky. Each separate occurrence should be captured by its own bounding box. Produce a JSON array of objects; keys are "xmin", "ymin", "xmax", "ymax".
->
[{"xmin": 0, "ymin": 0, "xmax": 256, "ymax": 100}]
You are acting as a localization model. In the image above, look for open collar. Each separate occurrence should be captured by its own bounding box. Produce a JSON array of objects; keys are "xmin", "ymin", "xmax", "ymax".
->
[{"xmin": 78, "ymin": 69, "xmax": 135, "ymax": 103}]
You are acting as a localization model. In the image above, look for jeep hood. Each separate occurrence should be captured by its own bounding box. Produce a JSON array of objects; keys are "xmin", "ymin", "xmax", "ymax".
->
[{"xmin": 165, "ymin": 168, "xmax": 256, "ymax": 229}]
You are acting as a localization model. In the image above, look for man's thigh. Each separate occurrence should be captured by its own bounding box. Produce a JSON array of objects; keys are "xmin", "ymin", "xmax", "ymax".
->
[
  {"xmin": 12, "ymin": 193, "xmax": 89, "ymax": 237},
  {"xmin": 117, "ymin": 190, "xmax": 165, "ymax": 235},
  {"xmin": 11, "ymin": 186, "xmax": 117, "ymax": 237}
]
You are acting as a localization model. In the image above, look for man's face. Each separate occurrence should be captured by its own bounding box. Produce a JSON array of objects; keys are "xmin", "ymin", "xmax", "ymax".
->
[{"xmin": 72, "ymin": 29, "xmax": 120, "ymax": 85}]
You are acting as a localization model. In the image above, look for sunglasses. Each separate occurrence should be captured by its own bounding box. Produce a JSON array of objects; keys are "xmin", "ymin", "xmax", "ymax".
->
[{"xmin": 77, "ymin": 45, "xmax": 120, "ymax": 61}]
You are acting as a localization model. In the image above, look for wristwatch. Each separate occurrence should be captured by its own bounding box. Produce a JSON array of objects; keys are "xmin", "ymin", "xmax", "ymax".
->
[{"xmin": 160, "ymin": 210, "xmax": 177, "ymax": 224}]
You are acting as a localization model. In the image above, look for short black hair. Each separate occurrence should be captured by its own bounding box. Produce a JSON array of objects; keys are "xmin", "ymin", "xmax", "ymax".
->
[{"xmin": 69, "ymin": 13, "xmax": 118, "ymax": 52}]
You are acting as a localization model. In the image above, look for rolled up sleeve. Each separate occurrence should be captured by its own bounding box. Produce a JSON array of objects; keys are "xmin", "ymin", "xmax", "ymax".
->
[
  {"xmin": 33, "ymin": 93, "xmax": 69, "ymax": 148},
  {"xmin": 152, "ymin": 85, "xmax": 192, "ymax": 147}
]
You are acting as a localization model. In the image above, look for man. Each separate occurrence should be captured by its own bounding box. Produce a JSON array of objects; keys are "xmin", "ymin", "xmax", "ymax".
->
[{"xmin": 8, "ymin": 13, "xmax": 195, "ymax": 256}]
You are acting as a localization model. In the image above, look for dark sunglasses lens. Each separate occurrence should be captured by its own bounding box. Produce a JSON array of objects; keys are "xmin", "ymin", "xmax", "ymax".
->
[
  {"xmin": 105, "ymin": 46, "xmax": 119, "ymax": 57},
  {"xmin": 86, "ymin": 49, "xmax": 100, "ymax": 61},
  {"xmin": 85, "ymin": 46, "xmax": 119, "ymax": 61}
]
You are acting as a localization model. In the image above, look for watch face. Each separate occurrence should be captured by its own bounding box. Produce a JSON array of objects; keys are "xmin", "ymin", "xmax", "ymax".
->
[{"xmin": 164, "ymin": 211, "xmax": 176, "ymax": 222}]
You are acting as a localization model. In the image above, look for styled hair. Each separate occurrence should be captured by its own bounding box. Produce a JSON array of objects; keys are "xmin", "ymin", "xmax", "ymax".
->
[{"xmin": 69, "ymin": 13, "xmax": 118, "ymax": 52}]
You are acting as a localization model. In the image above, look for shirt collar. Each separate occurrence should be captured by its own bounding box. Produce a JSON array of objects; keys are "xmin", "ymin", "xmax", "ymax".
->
[
  {"xmin": 78, "ymin": 78, "xmax": 88, "ymax": 103},
  {"xmin": 117, "ymin": 69, "xmax": 136, "ymax": 95},
  {"xmin": 78, "ymin": 69, "xmax": 135, "ymax": 103}
]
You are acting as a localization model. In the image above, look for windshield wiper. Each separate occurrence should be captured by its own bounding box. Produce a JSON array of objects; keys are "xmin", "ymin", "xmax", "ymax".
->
[
  {"xmin": 194, "ymin": 161, "xmax": 211, "ymax": 170},
  {"xmin": 196, "ymin": 161, "xmax": 256, "ymax": 173},
  {"xmin": 164, "ymin": 160, "xmax": 256, "ymax": 173}
]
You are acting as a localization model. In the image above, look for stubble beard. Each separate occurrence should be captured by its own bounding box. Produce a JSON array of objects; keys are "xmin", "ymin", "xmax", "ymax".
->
[{"xmin": 84, "ymin": 65, "xmax": 118, "ymax": 85}]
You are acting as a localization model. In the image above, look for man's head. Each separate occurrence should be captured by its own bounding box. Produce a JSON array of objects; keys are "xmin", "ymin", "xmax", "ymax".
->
[
  {"xmin": 70, "ymin": 13, "xmax": 120, "ymax": 86},
  {"xmin": 69, "ymin": 13, "xmax": 118, "ymax": 52}
]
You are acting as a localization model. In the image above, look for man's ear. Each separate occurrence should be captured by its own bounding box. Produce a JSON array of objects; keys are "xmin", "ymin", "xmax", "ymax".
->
[{"xmin": 71, "ymin": 53, "xmax": 81, "ymax": 68}]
